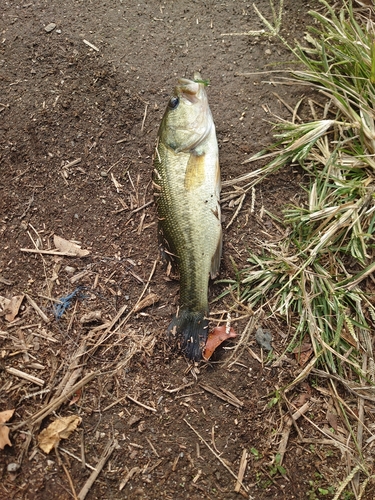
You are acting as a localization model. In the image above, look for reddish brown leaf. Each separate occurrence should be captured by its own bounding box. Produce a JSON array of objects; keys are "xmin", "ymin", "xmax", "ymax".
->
[
  {"xmin": 69, "ymin": 388, "xmax": 82, "ymax": 406},
  {"xmin": 202, "ymin": 325, "xmax": 237, "ymax": 361}
]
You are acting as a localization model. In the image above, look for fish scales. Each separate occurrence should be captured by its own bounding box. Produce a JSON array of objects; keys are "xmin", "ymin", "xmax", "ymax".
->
[{"xmin": 153, "ymin": 75, "xmax": 222, "ymax": 361}]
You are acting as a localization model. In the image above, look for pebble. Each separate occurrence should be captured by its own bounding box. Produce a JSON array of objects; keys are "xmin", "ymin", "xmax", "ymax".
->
[
  {"xmin": 44, "ymin": 23, "xmax": 56, "ymax": 33},
  {"xmin": 255, "ymin": 327, "xmax": 273, "ymax": 351},
  {"xmin": 7, "ymin": 463, "xmax": 20, "ymax": 472},
  {"xmin": 64, "ymin": 266, "xmax": 76, "ymax": 273}
]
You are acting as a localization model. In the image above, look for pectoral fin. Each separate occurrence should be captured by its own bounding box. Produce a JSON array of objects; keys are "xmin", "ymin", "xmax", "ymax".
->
[{"xmin": 184, "ymin": 152, "xmax": 206, "ymax": 190}]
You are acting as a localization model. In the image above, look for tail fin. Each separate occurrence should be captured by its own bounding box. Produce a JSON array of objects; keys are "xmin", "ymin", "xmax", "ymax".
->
[{"xmin": 168, "ymin": 309, "xmax": 208, "ymax": 361}]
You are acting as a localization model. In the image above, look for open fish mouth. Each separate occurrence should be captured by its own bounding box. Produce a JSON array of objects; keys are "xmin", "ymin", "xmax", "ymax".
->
[{"xmin": 175, "ymin": 78, "xmax": 201, "ymax": 104}]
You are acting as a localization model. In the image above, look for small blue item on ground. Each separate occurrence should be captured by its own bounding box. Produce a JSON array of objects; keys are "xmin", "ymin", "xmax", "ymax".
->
[{"xmin": 54, "ymin": 286, "xmax": 86, "ymax": 319}]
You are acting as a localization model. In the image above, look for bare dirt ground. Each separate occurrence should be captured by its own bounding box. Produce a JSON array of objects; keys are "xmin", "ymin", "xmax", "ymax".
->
[{"xmin": 1, "ymin": 1, "xmax": 374, "ymax": 499}]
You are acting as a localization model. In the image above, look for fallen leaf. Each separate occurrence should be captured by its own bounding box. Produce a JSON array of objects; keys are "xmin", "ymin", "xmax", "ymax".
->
[
  {"xmin": 0, "ymin": 409, "xmax": 15, "ymax": 449},
  {"xmin": 202, "ymin": 325, "xmax": 237, "ymax": 361},
  {"xmin": 0, "ymin": 295, "xmax": 25, "ymax": 322},
  {"xmin": 6, "ymin": 295, "xmax": 25, "ymax": 322},
  {"xmin": 293, "ymin": 343, "xmax": 313, "ymax": 366},
  {"xmin": 0, "ymin": 296, "xmax": 10, "ymax": 314},
  {"xmin": 80, "ymin": 310, "xmax": 102, "ymax": 324},
  {"xmin": 326, "ymin": 411, "xmax": 338, "ymax": 432},
  {"xmin": 133, "ymin": 293, "xmax": 160, "ymax": 313},
  {"xmin": 69, "ymin": 389, "xmax": 82, "ymax": 406},
  {"xmin": 38, "ymin": 415, "xmax": 82, "ymax": 453},
  {"xmin": 53, "ymin": 235, "xmax": 90, "ymax": 257},
  {"xmin": 293, "ymin": 392, "xmax": 310, "ymax": 407}
]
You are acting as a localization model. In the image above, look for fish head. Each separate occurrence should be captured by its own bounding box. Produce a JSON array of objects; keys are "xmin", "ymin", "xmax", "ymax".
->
[{"xmin": 159, "ymin": 74, "xmax": 214, "ymax": 153}]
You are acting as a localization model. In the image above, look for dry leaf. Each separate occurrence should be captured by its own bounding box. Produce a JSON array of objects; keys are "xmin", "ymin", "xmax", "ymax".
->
[
  {"xmin": 133, "ymin": 293, "xmax": 160, "ymax": 313},
  {"xmin": 80, "ymin": 310, "xmax": 102, "ymax": 323},
  {"xmin": 0, "ymin": 409, "xmax": 15, "ymax": 449},
  {"xmin": 53, "ymin": 235, "xmax": 90, "ymax": 257},
  {"xmin": 0, "ymin": 296, "xmax": 10, "ymax": 315},
  {"xmin": 38, "ymin": 415, "xmax": 82, "ymax": 453},
  {"xmin": 0, "ymin": 295, "xmax": 24, "ymax": 322},
  {"xmin": 202, "ymin": 325, "xmax": 237, "ymax": 361},
  {"xmin": 293, "ymin": 343, "xmax": 313, "ymax": 366},
  {"xmin": 326, "ymin": 411, "xmax": 338, "ymax": 432},
  {"xmin": 69, "ymin": 389, "xmax": 82, "ymax": 406}
]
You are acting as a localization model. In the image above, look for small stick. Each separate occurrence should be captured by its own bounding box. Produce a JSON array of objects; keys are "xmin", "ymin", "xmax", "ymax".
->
[
  {"xmin": 6, "ymin": 367, "xmax": 45, "ymax": 386},
  {"xmin": 226, "ymin": 193, "xmax": 246, "ymax": 229},
  {"xmin": 25, "ymin": 294, "xmax": 50, "ymax": 323},
  {"xmin": 131, "ymin": 199, "xmax": 153, "ymax": 215},
  {"xmin": 235, "ymin": 449, "xmax": 248, "ymax": 493},
  {"xmin": 141, "ymin": 103, "xmax": 148, "ymax": 132},
  {"xmin": 146, "ymin": 437, "xmax": 160, "ymax": 457},
  {"xmin": 164, "ymin": 381, "xmax": 195, "ymax": 393},
  {"xmin": 83, "ymin": 39, "xmax": 99, "ymax": 52},
  {"xmin": 13, "ymin": 371, "xmax": 99, "ymax": 430},
  {"xmin": 21, "ymin": 248, "xmax": 83, "ymax": 257},
  {"xmin": 63, "ymin": 158, "xmax": 81, "ymax": 169},
  {"xmin": 100, "ymin": 259, "xmax": 158, "ymax": 354},
  {"xmin": 184, "ymin": 419, "xmax": 248, "ymax": 492},
  {"xmin": 102, "ymin": 395, "xmax": 128, "ymax": 412},
  {"xmin": 56, "ymin": 448, "xmax": 78, "ymax": 500},
  {"xmin": 60, "ymin": 447, "xmax": 95, "ymax": 471},
  {"xmin": 77, "ymin": 439, "xmax": 118, "ymax": 500},
  {"xmin": 126, "ymin": 395, "xmax": 156, "ymax": 413},
  {"xmin": 199, "ymin": 383, "xmax": 243, "ymax": 408},
  {"xmin": 81, "ymin": 428, "xmax": 86, "ymax": 470},
  {"xmin": 119, "ymin": 466, "xmax": 141, "ymax": 491},
  {"xmin": 192, "ymin": 469, "xmax": 202, "ymax": 484}
]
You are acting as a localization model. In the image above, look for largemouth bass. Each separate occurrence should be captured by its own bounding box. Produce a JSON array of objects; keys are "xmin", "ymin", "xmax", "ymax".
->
[{"xmin": 153, "ymin": 74, "xmax": 222, "ymax": 361}]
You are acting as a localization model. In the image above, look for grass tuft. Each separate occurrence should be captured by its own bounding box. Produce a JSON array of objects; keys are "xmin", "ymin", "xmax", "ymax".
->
[{"xmin": 224, "ymin": 0, "xmax": 375, "ymax": 376}]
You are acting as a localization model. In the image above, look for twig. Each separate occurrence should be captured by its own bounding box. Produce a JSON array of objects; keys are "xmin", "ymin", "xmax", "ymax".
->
[
  {"xmin": 141, "ymin": 103, "xmax": 148, "ymax": 132},
  {"xmin": 184, "ymin": 419, "xmax": 248, "ymax": 492},
  {"xmin": 56, "ymin": 448, "xmax": 78, "ymax": 500},
  {"xmin": 25, "ymin": 293, "xmax": 50, "ymax": 323},
  {"xmin": 225, "ymin": 193, "xmax": 246, "ymax": 229},
  {"xmin": 83, "ymin": 39, "xmax": 99, "ymax": 52},
  {"xmin": 164, "ymin": 381, "xmax": 195, "ymax": 393},
  {"xmin": 126, "ymin": 395, "xmax": 156, "ymax": 412},
  {"xmin": 131, "ymin": 199, "xmax": 153, "ymax": 215},
  {"xmin": 119, "ymin": 466, "xmax": 141, "ymax": 491},
  {"xmin": 98, "ymin": 259, "xmax": 158, "ymax": 355},
  {"xmin": 13, "ymin": 372, "xmax": 99, "ymax": 430},
  {"xmin": 6, "ymin": 367, "xmax": 45, "ymax": 386},
  {"xmin": 278, "ymin": 401, "xmax": 310, "ymax": 465},
  {"xmin": 146, "ymin": 437, "xmax": 160, "ymax": 457},
  {"xmin": 102, "ymin": 395, "xmax": 128, "ymax": 412},
  {"xmin": 77, "ymin": 439, "xmax": 118, "ymax": 500},
  {"xmin": 63, "ymin": 158, "xmax": 81, "ymax": 169},
  {"xmin": 80, "ymin": 429, "xmax": 86, "ymax": 470},
  {"xmin": 235, "ymin": 449, "xmax": 248, "ymax": 493},
  {"xmin": 20, "ymin": 248, "xmax": 85, "ymax": 257},
  {"xmin": 199, "ymin": 383, "xmax": 243, "ymax": 408},
  {"xmin": 60, "ymin": 447, "xmax": 95, "ymax": 471}
]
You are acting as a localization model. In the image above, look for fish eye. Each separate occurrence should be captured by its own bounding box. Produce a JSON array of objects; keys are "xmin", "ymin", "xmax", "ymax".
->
[{"xmin": 168, "ymin": 96, "xmax": 179, "ymax": 110}]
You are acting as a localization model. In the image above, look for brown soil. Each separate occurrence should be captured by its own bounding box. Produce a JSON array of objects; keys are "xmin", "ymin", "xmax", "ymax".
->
[{"xmin": 1, "ymin": 1, "xmax": 373, "ymax": 499}]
